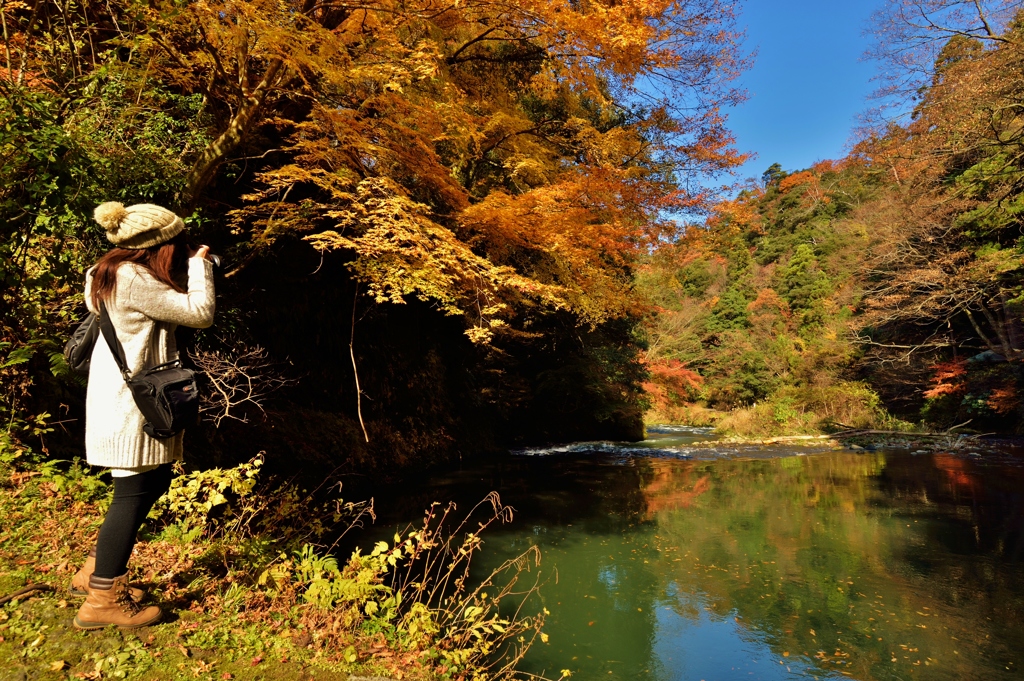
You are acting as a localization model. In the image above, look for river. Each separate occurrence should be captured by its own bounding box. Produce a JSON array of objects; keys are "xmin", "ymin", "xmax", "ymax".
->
[{"xmin": 371, "ymin": 427, "xmax": 1024, "ymax": 681}]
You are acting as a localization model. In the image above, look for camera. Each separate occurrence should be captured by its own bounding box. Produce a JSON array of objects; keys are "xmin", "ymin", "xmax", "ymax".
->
[{"xmin": 185, "ymin": 237, "xmax": 221, "ymax": 268}]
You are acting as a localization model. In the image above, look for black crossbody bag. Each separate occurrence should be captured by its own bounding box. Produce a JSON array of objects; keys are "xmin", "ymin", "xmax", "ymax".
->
[{"xmin": 96, "ymin": 305, "xmax": 200, "ymax": 440}]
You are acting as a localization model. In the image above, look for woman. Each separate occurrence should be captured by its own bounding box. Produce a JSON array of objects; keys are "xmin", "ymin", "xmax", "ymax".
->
[{"xmin": 71, "ymin": 201, "xmax": 215, "ymax": 630}]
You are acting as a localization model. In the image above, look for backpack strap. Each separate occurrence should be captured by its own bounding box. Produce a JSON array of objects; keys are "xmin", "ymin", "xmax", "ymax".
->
[{"xmin": 97, "ymin": 303, "xmax": 132, "ymax": 382}]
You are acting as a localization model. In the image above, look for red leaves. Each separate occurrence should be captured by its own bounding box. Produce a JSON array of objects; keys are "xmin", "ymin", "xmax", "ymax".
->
[
  {"xmin": 648, "ymin": 359, "xmax": 703, "ymax": 390},
  {"xmin": 643, "ymin": 359, "xmax": 703, "ymax": 413},
  {"xmin": 747, "ymin": 289, "xmax": 791, "ymax": 318},
  {"xmin": 923, "ymin": 359, "xmax": 968, "ymax": 399},
  {"xmin": 986, "ymin": 385, "xmax": 1018, "ymax": 415}
]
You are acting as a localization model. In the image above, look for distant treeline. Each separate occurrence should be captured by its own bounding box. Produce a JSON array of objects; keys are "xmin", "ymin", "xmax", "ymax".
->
[{"xmin": 641, "ymin": 8, "xmax": 1024, "ymax": 435}]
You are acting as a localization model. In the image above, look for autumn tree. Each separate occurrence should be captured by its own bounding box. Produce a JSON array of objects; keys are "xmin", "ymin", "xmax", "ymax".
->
[
  {"xmin": 0, "ymin": 0, "xmax": 737, "ymax": 345},
  {"xmin": 0, "ymin": 0, "xmax": 750, "ymax": 456},
  {"xmin": 859, "ymin": 3, "xmax": 1024, "ymax": 364},
  {"xmin": 867, "ymin": 0, "xmax": 1022, "ymax": 103},
  {"xmin": 621, "ymin": 1, "xmax": 1024, "ymax": 433}
]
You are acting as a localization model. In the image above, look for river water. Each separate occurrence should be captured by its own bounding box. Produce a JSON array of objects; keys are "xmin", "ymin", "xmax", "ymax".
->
[{"xmin": 372, "ymin": 427, "xmax": 1024, "ymax": 681}]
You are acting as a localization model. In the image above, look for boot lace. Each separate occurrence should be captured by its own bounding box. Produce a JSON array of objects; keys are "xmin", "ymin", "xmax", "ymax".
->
[{"xmin": 115, "ymin": 582, "xmax": 142, "ymax": 615}]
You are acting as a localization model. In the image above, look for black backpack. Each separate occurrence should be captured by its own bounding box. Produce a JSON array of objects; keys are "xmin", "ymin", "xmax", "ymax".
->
[
  {"xmin": 64, "ymin": 312, "xmax": 99, "ymax": 374},
  {"xmin": 63, "ymin": 306, "xmax": 200, "ymax": 439}
]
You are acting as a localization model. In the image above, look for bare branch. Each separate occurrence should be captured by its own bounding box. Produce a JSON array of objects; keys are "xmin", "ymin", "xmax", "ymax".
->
[
  {"xmin": 190, "ymin": 342, "xmax": 296, "ymax": 426},
  {"xmin": 350, "ymin": 285, "xmax": 369, "ymax": 443}
]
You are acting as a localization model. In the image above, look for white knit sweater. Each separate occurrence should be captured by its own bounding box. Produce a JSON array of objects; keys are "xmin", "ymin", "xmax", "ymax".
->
[{"xmin": 84, "ymin": 257, "xmax": 215, "ymax": 468}]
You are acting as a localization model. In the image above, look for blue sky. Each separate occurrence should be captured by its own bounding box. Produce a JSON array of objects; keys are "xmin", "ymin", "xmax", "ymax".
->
[{"xmin": 726, "ymin": 0, "xmax": 886, "ymax": 183}]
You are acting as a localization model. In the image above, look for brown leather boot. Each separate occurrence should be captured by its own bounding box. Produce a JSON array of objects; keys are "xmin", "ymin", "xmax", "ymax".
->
[
  {"xmin": 70, "ymin": 549, "xmax": 145, "ymax": 601},
  {"xmin": 73, "ymin": 574, "xmax": 162, "ymax": 630}
]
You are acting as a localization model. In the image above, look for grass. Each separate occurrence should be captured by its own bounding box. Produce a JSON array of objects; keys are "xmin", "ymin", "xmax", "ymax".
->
[
  {"xmin": 0, "ymin": 453, "xmax": 550, "ymax": 681},
  {"xmin": 0, "ymin": 461, "xmax": 321, "ymax": 680}
]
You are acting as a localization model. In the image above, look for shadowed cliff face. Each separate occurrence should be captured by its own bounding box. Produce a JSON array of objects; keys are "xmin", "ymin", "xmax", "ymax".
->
[{"xmin": 174, "ymin": 240, "xmax": 646, "ymax": 480}]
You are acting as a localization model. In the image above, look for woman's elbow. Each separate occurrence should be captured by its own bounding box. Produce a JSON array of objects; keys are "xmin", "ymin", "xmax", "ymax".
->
[
  {"xmin": 181, "ymin": 298, "xmax": 215, "ymax": 329},
  {"xmin": 192, "ymin": 307, "xmax": 215, "ymax": 329}
]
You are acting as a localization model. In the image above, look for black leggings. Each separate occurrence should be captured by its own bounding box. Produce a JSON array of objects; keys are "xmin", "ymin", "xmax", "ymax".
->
[{"xmin": 93, "ymin": 464, "xmax": 174, "ymax": 579}]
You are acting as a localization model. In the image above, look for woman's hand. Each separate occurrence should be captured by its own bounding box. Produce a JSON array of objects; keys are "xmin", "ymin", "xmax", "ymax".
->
[{"xmin": 189, "ymin": 245, "xmax": 211, "ymax": 261}]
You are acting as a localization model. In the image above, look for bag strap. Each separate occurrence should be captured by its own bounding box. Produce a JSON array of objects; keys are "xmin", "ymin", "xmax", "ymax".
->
[
  {"xmin": 147, "ymin": 359, "xmax": 183, "ymax": 373},
  {"xmin": 97, "ymin": 303, "xmax": 132, "ymax": 382}
]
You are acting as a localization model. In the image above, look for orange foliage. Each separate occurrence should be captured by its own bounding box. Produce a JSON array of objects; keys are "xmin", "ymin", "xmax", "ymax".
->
[
  {"xmin": 461, "ymin": 168, "xmax": 680, "ymax": 322},
  {"xmin": 811, "ymin": 159, "xmax": 842, "ymax": 175},
  {"xmin": 778, "ymin": 169, "xmax": 830, "ymax": 206},
  {"xmin": 923, "ymin": 359, "xmax": 968, "ymax": 399},
  {"xmin": 704, "ymin": 189, "xmax": 764, "ymax": 235},
  {"xmin": 153, "ymin": 0, "xmax": 753, "ymax": 341},
  {"xmin": 778, "ymin": 170, "xmax": 816, "ymax": 193},
  {"xmin": 987, "ymin": 384, "xmax": 1019, "ymax": 415},
  {"xmin": 747, "ymin": 288, "xmax": 791, "ymax": 317},
  {"xmin": 643, "ymin": 358, "xmax": 703, "ymax": 412},
  {"xmin": 0, "ymin": 68, "xmax": 48, "ymax": 89}
]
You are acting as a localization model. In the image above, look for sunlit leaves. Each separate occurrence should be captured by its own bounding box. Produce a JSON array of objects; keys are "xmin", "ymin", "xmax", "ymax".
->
[{"xmin": 180, "ymin": 0, "xmax": 750, "ymax": 341}]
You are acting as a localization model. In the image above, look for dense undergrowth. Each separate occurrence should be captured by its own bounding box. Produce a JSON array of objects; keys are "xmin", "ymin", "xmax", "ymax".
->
[{"xmin": 0, "ymin": 449, "xmax": 557, "ymax": 681}]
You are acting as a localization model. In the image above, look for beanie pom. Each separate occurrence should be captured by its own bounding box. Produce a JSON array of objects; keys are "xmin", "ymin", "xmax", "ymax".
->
[{"xmin": 94, "ymin": 201, "xmax": 128, "ymax": 231}]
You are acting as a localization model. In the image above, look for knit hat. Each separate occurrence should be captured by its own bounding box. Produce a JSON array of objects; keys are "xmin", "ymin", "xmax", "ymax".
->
[{"xmin": 93, "ymin": 202, "xmax": 185, "ymax": 249}]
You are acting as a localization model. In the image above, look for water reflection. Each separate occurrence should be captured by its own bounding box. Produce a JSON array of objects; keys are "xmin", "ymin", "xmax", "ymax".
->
[{"xmin": 374, "ymin": 448, "xmax": 1024, "ymax": 680}]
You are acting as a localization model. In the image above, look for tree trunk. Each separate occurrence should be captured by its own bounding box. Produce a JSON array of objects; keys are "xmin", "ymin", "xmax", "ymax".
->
[
  {"xmin": 1000, "ymin": 291, "xmax": 1020, "ymax": 352},
  {"xmin": 979, "ymin": 300, "xmax": 1015, "ymax": 358},
  {"xmin": 964, "ymin": 308, "xmax": 1004, "ymax": 357},
  {"xmin": 181, "ymin": 58, "xmax": 285, "ymax": 210}
]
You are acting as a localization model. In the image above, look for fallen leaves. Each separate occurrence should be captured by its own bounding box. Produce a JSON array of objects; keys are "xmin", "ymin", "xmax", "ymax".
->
[{"xmin": 191, "ymin": 660, "xmax": 215, "ymax": 677}]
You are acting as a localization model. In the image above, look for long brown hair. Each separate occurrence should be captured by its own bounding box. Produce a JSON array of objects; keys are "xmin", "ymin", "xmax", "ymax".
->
[{"xmin": 90, "ymin": 232, "xmax": 189, "ymax": 310}]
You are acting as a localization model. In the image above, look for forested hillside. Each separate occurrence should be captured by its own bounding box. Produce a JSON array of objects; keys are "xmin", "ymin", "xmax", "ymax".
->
[
  {"xmin": 0, "ymin": 0, "xmax": 747, "ymax": 471},
  {"xmin": 642, "ymin": 5, "xmax": 1024, "ymax": 435}
]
